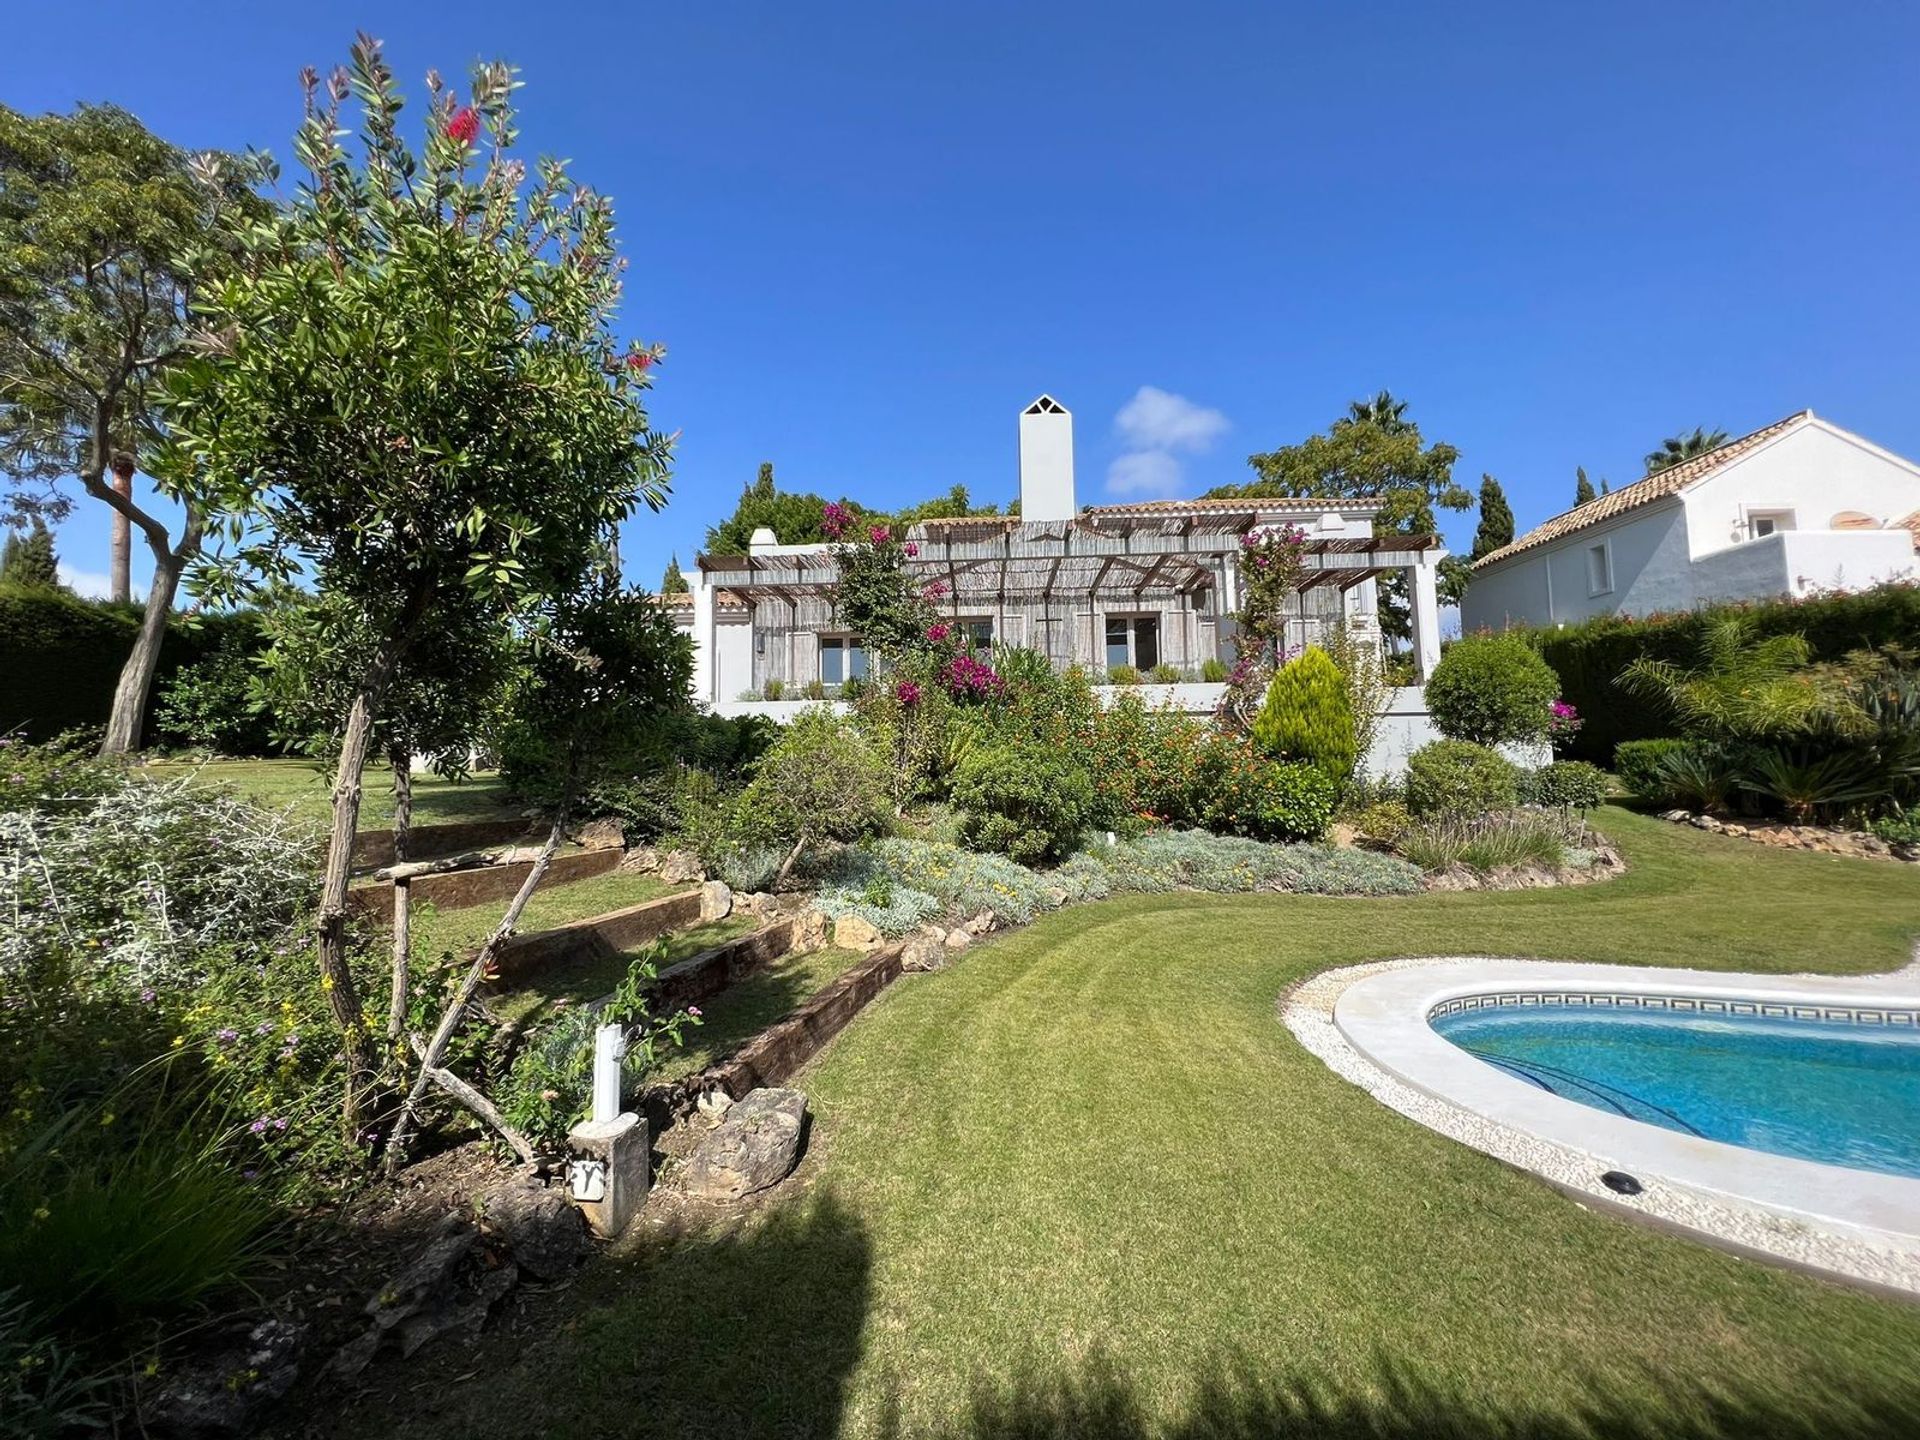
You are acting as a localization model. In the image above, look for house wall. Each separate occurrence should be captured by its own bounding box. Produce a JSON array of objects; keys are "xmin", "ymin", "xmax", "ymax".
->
[
  {"xmin": 1460, "ymin": 503, "xmax": 1691, "ymax": 631},
  {"xmin": 1680, "ymin": 423, "xmax": 1920, "ymax": 559}
]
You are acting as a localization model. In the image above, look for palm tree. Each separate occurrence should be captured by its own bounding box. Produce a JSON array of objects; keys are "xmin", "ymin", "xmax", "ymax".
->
[
  {"xmin": 1343, "ymin": 390, "xmax": 1412, "ymax": 434},
  {"xmin": 1644, "ymin": 426, "xmax": 1730, "ymax": 476}
]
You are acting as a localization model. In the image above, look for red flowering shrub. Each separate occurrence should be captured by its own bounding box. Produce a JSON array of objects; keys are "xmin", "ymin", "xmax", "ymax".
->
[{"xmin": 446, "ymin": 105, "xmax": 480, "ymax": 145}]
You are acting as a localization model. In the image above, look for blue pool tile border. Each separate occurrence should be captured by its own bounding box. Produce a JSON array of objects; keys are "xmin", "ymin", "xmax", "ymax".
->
[{"xmin": 1426, "ymin": 991, "xmax": 1920, "ymax": 1028}]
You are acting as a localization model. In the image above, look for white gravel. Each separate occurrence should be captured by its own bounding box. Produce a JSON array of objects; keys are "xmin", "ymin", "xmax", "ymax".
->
[{"xmin": 1280, "ymin": 950, "xmax": 1920, "ymax": 1299}]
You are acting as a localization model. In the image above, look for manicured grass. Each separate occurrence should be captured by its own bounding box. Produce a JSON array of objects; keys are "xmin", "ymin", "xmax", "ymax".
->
[
  {"xmin": 145, "ymin": 756, "xmax": 516, "ymax": 827},
  {"xmin": 320, "ymin": 808, "xmax": 1920, "ymax": 1439},
  {"xmin": 484, "ymin": 914, "xmax": 765, "ymax": 1026},
  {"xmin": 640, "ymin": 946, "xmax": 867, "ymax": 1083},
  {"xmin": 409, "ymin": 869, "xmax": 684, "ymax": 965}
]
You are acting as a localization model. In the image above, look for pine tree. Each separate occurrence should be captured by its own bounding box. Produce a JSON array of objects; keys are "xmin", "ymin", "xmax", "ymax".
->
[
  {"xmin": 1470, "ymin": 475, "xmax": 1514, "ymax": 560},
  {"xmin": 1250, "ymin": 646, "xmax": 1358, "ymax": 786},
  {"xmin": 0, "ymin": 520, "xmax": 60, "ymax": 589},
  {"xmin": 1574, "ymin": 467, "xmax": 1597, "ymax": 507},
  {"xmin": 661, "ymin": 553, "xmax": 689, "ymax": 595}
]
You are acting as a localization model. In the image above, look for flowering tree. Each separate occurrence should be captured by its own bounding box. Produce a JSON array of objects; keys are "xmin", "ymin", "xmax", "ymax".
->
[
  {"xmin": 157, "ymin": 38, "xmax": 670, "ymax": 1129},
  {"xmin": 1220, "ymin": 525, "xmax": 1308, "ymax": 728}
]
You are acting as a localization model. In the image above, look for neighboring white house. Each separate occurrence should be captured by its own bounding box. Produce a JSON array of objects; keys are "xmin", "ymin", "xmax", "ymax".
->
[
  {"xmin": 1462, "ymin": 410, "xmax": 1920, "ymax": 633},
  {"xmin": 673, "ymin": 396, "xmax": 1449, "ymax": 716}
]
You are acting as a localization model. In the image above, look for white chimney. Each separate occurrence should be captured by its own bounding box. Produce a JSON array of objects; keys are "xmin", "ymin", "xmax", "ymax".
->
[{"xmin": 1018, "ymin": 395, "xmax": 1075, "ymax": 522}]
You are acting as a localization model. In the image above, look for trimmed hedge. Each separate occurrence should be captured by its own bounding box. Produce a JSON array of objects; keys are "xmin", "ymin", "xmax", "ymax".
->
[
  {"xmin": 1405, "ymin": 740, "xmax": 1520, "ymax": 817},
  {"xmin": 1528, "ymin": 583, "xmax": 1920, "ymax": 764},
  {"xmin": 0, "ymin": 587, "xmax": 266, "ymax": 746}
]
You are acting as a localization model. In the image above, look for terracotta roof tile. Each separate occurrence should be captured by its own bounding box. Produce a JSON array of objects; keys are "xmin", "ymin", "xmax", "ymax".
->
[
  {"xmin": 1897, "ymin": 509, "xmax": 1920, "ymax": 552},
  {"xmin": 1472, "ymin": 411, "xmax": 1813, "ymax": 569}
]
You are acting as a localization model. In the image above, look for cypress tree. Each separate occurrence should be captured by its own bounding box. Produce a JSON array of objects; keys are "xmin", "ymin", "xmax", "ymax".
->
[
  {"xmin": 0, "ymin": 521, "xmax": 60, "ymax": 589},
  {"xmin": 1470, "ymin": 475, "xmax": 1514, "ymax": 560},
  {"xmin": 661, "ymin": 553, "xmax": 689, "ymax": 595},
  {"xmin": 1251, "ymin": 646, "xmax": 1358, "ymax": 786},
  {"xmin": 1574, "ymin": 467, "xmax": 1597, "ymax": 507}
]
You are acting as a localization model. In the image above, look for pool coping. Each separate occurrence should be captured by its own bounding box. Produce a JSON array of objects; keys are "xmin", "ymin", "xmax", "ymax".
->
[{"xmin": 1283, "ymin": 954, "xmax": 1920, "ymax": 1299}]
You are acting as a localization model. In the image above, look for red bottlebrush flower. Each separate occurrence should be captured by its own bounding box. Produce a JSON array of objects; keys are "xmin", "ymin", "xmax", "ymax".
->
[
  {"xmin": 447, "ymin": 106, "xmax": 480, "ymax": 145},
  {"xmin": 626, "ymin": 351, "xmax": 653, "ymax": 371}
]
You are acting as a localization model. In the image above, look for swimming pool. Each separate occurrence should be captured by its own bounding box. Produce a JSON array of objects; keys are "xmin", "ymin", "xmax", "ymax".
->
[{"xmin": 1430, "ymin": 999, "xmax": 1920, "ymax": 1180}]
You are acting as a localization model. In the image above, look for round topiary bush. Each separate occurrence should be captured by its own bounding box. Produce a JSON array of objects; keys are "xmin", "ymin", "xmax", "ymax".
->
[
  {"xmin": 1522, "ymin": 759, "xmax": 1609, "ymax": 811},
  {"xmin": 1405, "ymin": 739, "xmax": 1520, "ymax": 817},
  {"xmin": 1424, "ymin": 635, "xmax": 1560, "ymax": 747},
  {"xmin": 1250, "ymin": 646, "xmax": 1358, "ymax": 788}
]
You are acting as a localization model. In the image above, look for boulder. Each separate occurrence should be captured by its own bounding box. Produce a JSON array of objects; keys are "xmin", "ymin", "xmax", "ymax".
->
[
  {"xmin": 574, "ymin": 816, "xmax": 626, "ymax": 851},
  {"xmin": 699, "ymin": 879, "xmax": 734, "ymax": 923},
  {"xmin": 943, "ymin": 927, "xmax": 974, "ymax": 954},
  {"xmin": 793, "ymin": 908, "xmax": 830, "ymax": 953},
  {"xmin": 476, "ymin": 1176, "xmax": 589, "ymax": 1281},
  {"xmin": 620, "ymin": 845, "xmax": 662, "ymax": 874},
  {"xmin": 148, "ymin": 1318, "xmax": 306, "ymax": 1438},
  {"xmin": 901, "ymin": 925, "xmax": 947, "ymax": 972},
  {"xmin": 1661, "ymin": 810, "xmax": 1692, "ymax": 824},
  {"xmin": 964, "ymin": 909, "xmax": 997, "ymax": 937},
  {"xmin": 833, "ymin": 913, "xmax": 883, "ymax": 952},
  {"xmin": 658, "ymin": 849, "xmax": 706, "ymax": 885},
  {"xmin": 696, "ymin": 1087, "xmax": 735, "ymax": 1121},
  {"xmin": 680, "ymin": 1087, "xmax": 809, "ymax": 1200}
]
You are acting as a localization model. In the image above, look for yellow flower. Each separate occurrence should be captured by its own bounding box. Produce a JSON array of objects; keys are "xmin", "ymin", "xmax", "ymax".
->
[{"xmin": 32, "ymin": 1206, "xmax": 49, "ymax": 1221}]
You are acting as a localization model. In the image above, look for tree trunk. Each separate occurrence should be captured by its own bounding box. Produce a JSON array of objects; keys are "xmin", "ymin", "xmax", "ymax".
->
[
  {"xmin": 100, "ymin": 547, "xmax": 184, "ymax": 756},
  {"xmin": 109, "ymin": 464, "xmax": 133, "ymax": 605},
  {"xmin": 317, "ymin": 681, "xmax": 389, "ymax": 1135},
  {"xmin": 385, "ymin": 786, "xmax": 575, "ymax": 1172},
  {"xmin": 387, "ymin": 747, "xmax": 413, "ymax": 1045}
]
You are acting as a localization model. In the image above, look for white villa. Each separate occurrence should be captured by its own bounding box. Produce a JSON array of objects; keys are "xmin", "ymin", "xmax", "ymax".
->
[
  {"xmin": 1462, "ymin": 410, "xmax": 1920, "ymax": 633},
  {"xmin": 674, "ymin": 396, "xmax": 1449, "ymax": 727}
]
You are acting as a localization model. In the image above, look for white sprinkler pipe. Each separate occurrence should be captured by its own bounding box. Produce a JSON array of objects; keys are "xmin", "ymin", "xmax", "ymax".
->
[{"xmin": 591, "ymin": 1022, "xmax": 628, "ymax": 1126}]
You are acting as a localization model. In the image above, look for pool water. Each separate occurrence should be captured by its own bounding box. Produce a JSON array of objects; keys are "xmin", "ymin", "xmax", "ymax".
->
[{"xmin": 1431, "ymin": 1004, "xmax": 1920, "ymax": 1180}]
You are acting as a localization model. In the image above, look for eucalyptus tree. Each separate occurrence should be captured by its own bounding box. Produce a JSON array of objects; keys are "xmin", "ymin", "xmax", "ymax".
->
[
  {"xmin": 0, "ymin": 102, "xmax": 264, "ymax": 750},
  {"xmin": 157, "ymin": 38, "xmax": 670, "ymax": 1125}
]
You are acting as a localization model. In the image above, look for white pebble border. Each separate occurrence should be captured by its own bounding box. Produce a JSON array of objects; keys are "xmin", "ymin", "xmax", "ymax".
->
[{"xmin": 1280, "ymin": 950, "xmax": 1920, "ymax": 1300}]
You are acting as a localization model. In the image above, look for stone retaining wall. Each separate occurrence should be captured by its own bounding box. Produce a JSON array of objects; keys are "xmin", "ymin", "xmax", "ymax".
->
[
  {"xmin": 652, "ymin": 918, "xmax": 799, "ymax": 1010},
  {"xmin": 351, "ymin": 817, "xmax": 540, "ymax": 870}
]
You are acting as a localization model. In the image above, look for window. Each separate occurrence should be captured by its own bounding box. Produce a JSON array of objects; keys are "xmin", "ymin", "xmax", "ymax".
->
[
  {"xmin": 1585, "ymin": 542, "xmax": 1613, "ymax": 597},
  {"xmin": 819, "ymin": 636, "xmax": 868, "ymax": 686},
  {"xmin": 1104, "ymin": 614, "xmax": 1161, "ymax": 672},
  {"xmin": 1747, "ymin": 509, "xmax": 1795, "ymax": 540},
  {"xmin": 960, "ymin": 617, "xmax": 994, "ymax": 650}
]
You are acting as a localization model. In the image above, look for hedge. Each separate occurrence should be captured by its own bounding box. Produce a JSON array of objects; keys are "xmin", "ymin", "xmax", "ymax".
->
[
  {"xmin": 1525, "ymin": 582, "xmax": 1920, "ymax": 764},
  {"xmin": 0, "ymin": 587, "xmax": 266, "ymax": 745}
]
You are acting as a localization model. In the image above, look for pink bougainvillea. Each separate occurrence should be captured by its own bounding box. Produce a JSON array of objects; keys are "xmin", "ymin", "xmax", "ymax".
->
[
  {"xmin": 1548, "ymin": 699, "xmax": 1584, "ymax": 741},
  {"xmin": 942, "ymin": 651, "xmax": 1005, "ymax": 699},
  {"xmin": 926, "ymin": 621, "xmax": 951, "ymax": 643},
  {"xmin": 821, "ymin": 501, "xmax": 851, "ymax": 539},
  {"xmin": 904, "ymin": 541, "xmax": 919, "ymax": 557},
  {"xmin": 446, "ymin": 106, "xmax": 480, "ymax": 144},
  {"xmin": 869, "ymin": 524, "xmax": 890, "ymax": 544},
  {"xmin": 923, "ymin": 579, "xmax": 949, "ymax": 600},
  {"xmin": 895, "ymin": 679, "xmax": 922, "ymax": 706}
]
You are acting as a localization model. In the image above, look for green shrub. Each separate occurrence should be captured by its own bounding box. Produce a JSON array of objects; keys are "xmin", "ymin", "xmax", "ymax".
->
[
  {"xmin": 1870, "ymin": 808, "xmax": 1920, "ymax": 846},
  {"xmin": 1227, "ymin": 761, "xmax": 1339, "ymax": 843},
  {"xmin": 1425, "ymin": 634, "xmax": 1560, "ymax": 747},
  {"xmin": 1201, "ymin": 657, "xmax": 1230, "ymax": 683},
  {"xmin": 1522, "ymin": 760, "xmax": 1609, "ymax": 811},
  {"xmin": 1057, "ymin": 829, "xmax": 1421, "ymax": 898},
  {"xmin": 1655, "ymin": 744, "xmax": 1740, "ymax": 813},
  {"xmin": 762, "ymin": 677, "xmax": 785, "ymax": 701},
  {"xmin": 1531, "ymin": 582, "xmax": 1920, "ymax": 763},
  {"xmin": 739, "ymin": 709, "xmax": 891, "ymax": 863},
  {"xmin": 1105, "ymin": 664, "xmax": 1140, "ymax": 686},
  {"xmin": 1148, "ymin": 663, "xmax": 1182, "ymax": 684},
  {"xmin": 952, "ymin": 741, "xmax": 1095, "ymax": 865},
  {"xmin": 1349, "ymin": 799, "xmax": 1412, "ymax": 843},
  {"xmin": 823, "ymin": 840, "xmax": 1062, "ymax": 927},
  {"xmin": 1404, "ymin": 740, "xmax": 1520, "ymax": 817},
  {"xmin": 812, "ymin": 882, "xmax": 943, "ymax": 936},
  {"xmin": 1614, "ymin": 738, "xmax": 1690, "ymax": 801},
  {"xmin": 1397, "ymin": 811, "xmax": 1582, "ymax": 873},
  {"xmin": 1250, "ymin": 646, "xmax": 1358, "ymax": 786}
]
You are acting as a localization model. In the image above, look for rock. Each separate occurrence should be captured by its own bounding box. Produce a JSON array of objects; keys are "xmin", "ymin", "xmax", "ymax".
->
[
  {"xmin": 574, "ymin": 816, "xmax": 626, "ymax": 851},
  {"xmin": 1590, "ymin": 845, "xmax": 1624, "ymax": 871},
  {"xmin": 366, "ymin": 1215, "xmax": 479, "ymax": 1328},
  {"xmin": 658, "ymin": 849, "xmax": 706, "ymax": 885},
  {"xmin": 699, "ymin": 879, "xmax": 733, "ymax": 923},
  {"xmin": 696, "ymin": 1087, "xmax": 735, "ymax": 1121},
  {"xmin": 833, "ymin": 913, "xmax": 883, "ymax": 952},
  {"xmin": 793, "ymin": 908, "xmax": 829, "ymax": 953},
  {"xmin": 944, "ymin": 927, "xmax": 974, "ymax": 953},
  {"xmin": 1688, "ymin": 814, "xmax": 1715, "ymax": 830},
  {"xmin": 964, "ymin": 909, "xmax": 997, "ymax": 936},
  {"xmin": 620, "ymin": 845, "xmax": 662, "ymax": 874},
  {"xmin": 680, "ymin": 1087, "xmax": 809, "ymax": 1200},
  {"xmin": 735, "ymin": 890, "xmax": 772, "ymax": 917},
  {"xmin": 1661, "ymin": 810, "xmax": 1692, "ymax": 824},
  {"xmin": 901, "ymin": 925, "xmax": 947, "ymax": 972},
  {"xmin": 1721, "ymin": 824, "xmax": 1748, "ymax": 838},
  {"xmin": 148, "ymin": 1318, "xmax": 307, "ymax": 1438},
  {"xmin": 394, "ymin": 1262, "xmax": 516, "ymax": 1358},
  {"xmin": 475, "ymin": 1177, "xmax": 589, "ymax": 1281}
]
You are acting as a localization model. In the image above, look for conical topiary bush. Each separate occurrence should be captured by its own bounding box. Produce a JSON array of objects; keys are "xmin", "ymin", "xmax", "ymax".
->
[{"xmin": 1251, "ymin": 645, "xmax": 1358, "ymax": 787}]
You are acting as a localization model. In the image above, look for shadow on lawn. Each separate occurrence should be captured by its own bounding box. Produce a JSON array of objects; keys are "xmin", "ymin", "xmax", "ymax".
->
[{"xmin": 881, "ymin": 1349, "xmax": 1920, "ymax": 1440}]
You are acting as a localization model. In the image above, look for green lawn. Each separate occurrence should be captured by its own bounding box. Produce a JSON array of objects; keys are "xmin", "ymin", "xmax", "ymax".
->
[
  {"xmin": 483, "ymin": 913, "xmax": 764, "ymax": 1026},
  {"xmin": 640, "ymin": 945, "xmax": 867, "ymax": 1083},
  {"xmin": 319, "ymin": 808, "xmax": 1920, "ymax": 1439},
  {"xmin": 145, "ymin": 755, "xmax": 516, "ymax": 827},
  {"xmin": 410, "ymin": 869, "xmax": 686, "ymax": 966}
]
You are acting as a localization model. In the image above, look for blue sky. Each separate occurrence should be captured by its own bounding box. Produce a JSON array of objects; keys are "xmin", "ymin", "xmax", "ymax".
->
[{"xmin": 8, "ymin": 2, "xmax": 1919, "ymax": 601}]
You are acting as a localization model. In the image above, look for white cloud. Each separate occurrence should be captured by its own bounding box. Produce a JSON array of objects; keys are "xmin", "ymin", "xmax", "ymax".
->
[
  {"xmin": 1113, "ymin": 385, "xmax": 1229, "ymax": 454},
  {"xmin": 1105, "ymin": 450, "xmax": 1185, "ymax": 497},
  {"xmin": 59, "ymin": 563, "xmax": 113, "ymax": 599}
]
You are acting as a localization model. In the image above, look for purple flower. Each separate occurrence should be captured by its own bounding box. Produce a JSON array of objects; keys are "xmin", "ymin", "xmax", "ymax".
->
[
  {"xmin": 249, "ymin": 1118, "xmax": 269, "ymax": 1135},
  {"xmin": 687, "ymin": 1006, "xmax": 703, "ymax": 1018},
  {"xmin": 273, "ymin": 1117, "xmax": 288, "ymax": 1132},
  {"xmin": 904, "ymin": 541, "xmax": 919, "ymax": 557},
  {"xmin": 215, "ymin": 1027, "xmax": 239, "ymax": 1045},
  {"xmin": 926, "ymin": 621, "xmax": 950, "ymax": 643},
  {"xmin": 896, "ymin": 679, "xmax": 922, "ymax": 706},
  {"xmin": 139, "ymin": 988, "xmax": 157, "ymax": 1005},
  {"xmin": 868, "ymin": 523, "xmax": 890, "ymax": 544}
]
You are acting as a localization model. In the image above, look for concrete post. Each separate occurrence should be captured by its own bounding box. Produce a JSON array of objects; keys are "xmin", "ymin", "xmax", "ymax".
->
[
  {"xmin": 690, "ymin": 577, "xmax": 716, "ymax": 704},
  {"xmin": 567, "ymin": 1113, "xmax": 649, "ymax": 1238},
  {"xmin": 1409, "ymin": 557, "xmax": 1443, "ymax": 681}
]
